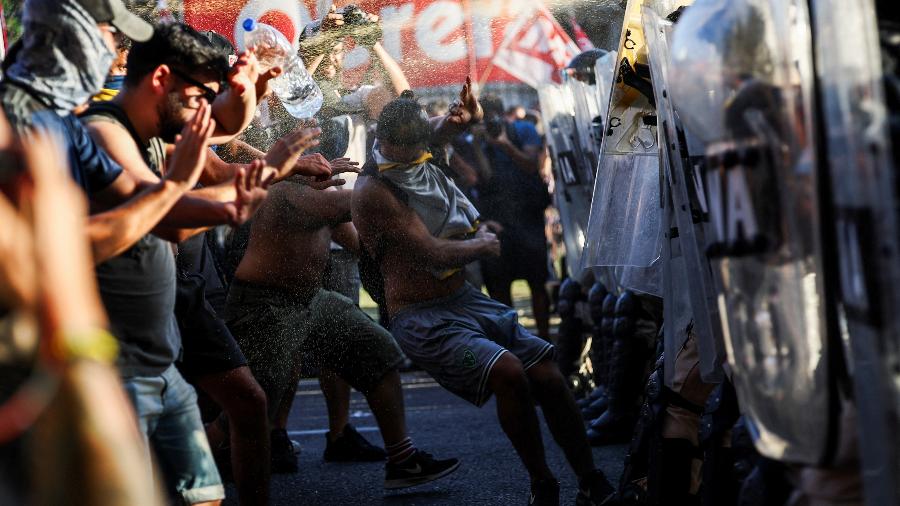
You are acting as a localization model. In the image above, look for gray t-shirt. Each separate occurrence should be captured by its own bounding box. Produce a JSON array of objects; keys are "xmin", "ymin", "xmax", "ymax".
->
[{"xmin": 82, "ymin": 102, "xmax": 181, "ymax": 377}]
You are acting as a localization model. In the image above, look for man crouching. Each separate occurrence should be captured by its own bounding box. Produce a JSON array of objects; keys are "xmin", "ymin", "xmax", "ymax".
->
[{"xmin": 353, "ymin": 80, "xmax": 614, "ymax": 506}]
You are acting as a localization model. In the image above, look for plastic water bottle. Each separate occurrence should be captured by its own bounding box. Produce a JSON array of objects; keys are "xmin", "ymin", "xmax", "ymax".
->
[{"xmin": 242, "ymin": 19, "xmax": 323, "ymax": 119}]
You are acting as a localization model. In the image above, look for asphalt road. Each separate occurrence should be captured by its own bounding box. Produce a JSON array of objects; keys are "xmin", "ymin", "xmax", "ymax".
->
[{"xmin": 223, "ymin": 372, "xmax": 627, "ymax": 506}]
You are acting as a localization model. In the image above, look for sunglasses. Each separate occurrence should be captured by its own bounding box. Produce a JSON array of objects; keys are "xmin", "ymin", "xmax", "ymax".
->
[{"xmin": 170, "ymin": 68, "xmax": 219, "ymax": 104}]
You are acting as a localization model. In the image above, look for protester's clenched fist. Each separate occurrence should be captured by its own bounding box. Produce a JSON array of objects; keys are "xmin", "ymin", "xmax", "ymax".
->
[{"xmin": 476, "ymin": 225, "xmax": 501, "ymax": 257}]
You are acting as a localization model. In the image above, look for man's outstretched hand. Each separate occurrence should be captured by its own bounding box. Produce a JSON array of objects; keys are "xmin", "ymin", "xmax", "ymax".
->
[
  {"xmin": 264, "ymin": 126, "xmax": 324, "ymax": 181},
  {"xmin": 227, "ymin": 159, "xmax": 273, "ymax": 226},
  {"xmin": 329, "ymin": 157, "xmax": 361, "ymax": 176},
  {"xmin": 447, "ymin": 76, "xmax": 483, "ymax": 126}
]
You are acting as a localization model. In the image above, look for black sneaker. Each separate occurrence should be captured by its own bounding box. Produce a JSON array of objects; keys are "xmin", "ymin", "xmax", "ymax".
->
[
  {"xmin": 323, "ymin": 424, "xmax": 387, "ymax": 462},
  {"xmin": 384, "ymin": 450, "xmax": 460, "ymax": 489},
  {"xmin": 576, "ymin": 470, "xmax": 615, "ymax": 506},
  {"xmin": 270, "ymin": 428, "xmax": 298, "ymax": 474},
  {"xmin": 529, "ymin": 478, "xmax": 560, "ymax": 506}
]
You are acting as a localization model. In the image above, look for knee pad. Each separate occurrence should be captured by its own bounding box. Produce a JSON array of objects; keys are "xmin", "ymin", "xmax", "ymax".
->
[{"xmin": 557, "ymin": 278, "xmax": 583, "ymax": 319}]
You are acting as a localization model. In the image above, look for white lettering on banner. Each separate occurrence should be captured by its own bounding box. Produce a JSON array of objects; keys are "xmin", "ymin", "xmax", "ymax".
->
[
  {"xmin": 472, "ymin": 13, "xmax": 494, "ymax": 58},
  {"xmin": 380, "ymin": 3, "xmax": 415, "ymax": 61},
  {"xmin": 415, "ymin": 1, "xmax": 466, "ymax": 63},
  {"xmin": 344, "ymin": 46, "xmax": 372, "ymax": 69},
  {"xmin": 233, "ymin": 0, "xmax": 312, "ymax": 51}
]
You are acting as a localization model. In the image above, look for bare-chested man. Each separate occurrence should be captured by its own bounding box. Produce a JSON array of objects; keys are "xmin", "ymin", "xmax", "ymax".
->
[
  {"xmin": 223, "ymin": 170, "xmax": 460, "ymax": 491},
  {"xmin": 352, "ymin": 81, "xmax": 615, "ymax": 506}
]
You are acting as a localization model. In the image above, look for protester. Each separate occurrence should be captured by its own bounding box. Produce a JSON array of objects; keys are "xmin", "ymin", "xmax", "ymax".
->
[
  {"xmin": 0, "ymin": 111, "xmax": 161, "ymax": 505},
  {"xmin": 93, "ymin": 30, "xmax": 131, "ymax": 102},
  {"xmin": 76, "ymin": 21, "xmax": 304, "ymax": 505},
  {"xmin": 224, "ymin": 162, "xmax": 461, "ymax": 489},
  {"xmin": 353, "ymin": 81, "xmax": 614, "ymax": 506}
]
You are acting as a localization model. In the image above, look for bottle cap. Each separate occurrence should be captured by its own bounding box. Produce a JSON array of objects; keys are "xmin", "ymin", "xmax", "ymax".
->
[{"xmin": 242, "ymin": 18, "xmax": 256, "ymax": 32}]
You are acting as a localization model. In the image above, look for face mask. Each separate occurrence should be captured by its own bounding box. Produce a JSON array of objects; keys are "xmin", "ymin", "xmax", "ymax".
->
[{"xmin": 5, "ymin": 0, "xmax": 117, "ymax": 112}]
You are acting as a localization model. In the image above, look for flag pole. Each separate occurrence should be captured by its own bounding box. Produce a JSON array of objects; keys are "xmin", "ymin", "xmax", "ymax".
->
[
  {"xmin": 461, "ymin": 0, "xmax": 479, "ymax": 90},
  {"xmin": 478, "ymin": 0, "xmax": 544, "ymax": 90}
]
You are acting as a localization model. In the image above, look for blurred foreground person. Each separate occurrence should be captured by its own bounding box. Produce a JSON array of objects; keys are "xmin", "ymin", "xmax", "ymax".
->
[
  {"xmin": 225, "ymin": 162, "xmax": 461, "ymax": 490},
  {"xmin": 0, "ymin": 113, "xmax": 160, "ymax": 505},
  {"xmin": 353, "ymin": 82, "xmax": 614, "ymax": 506}
]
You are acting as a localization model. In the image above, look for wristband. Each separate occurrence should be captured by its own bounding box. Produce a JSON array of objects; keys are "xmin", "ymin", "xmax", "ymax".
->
[{"xmin": 59, "ymin": 328, "xmax": 119, "ymax": 364}]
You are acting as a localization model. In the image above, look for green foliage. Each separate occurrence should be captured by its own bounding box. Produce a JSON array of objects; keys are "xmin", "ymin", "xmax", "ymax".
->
[{"xmin": 2, "ymin": 0, "xmax": 23, "ymax": 44}]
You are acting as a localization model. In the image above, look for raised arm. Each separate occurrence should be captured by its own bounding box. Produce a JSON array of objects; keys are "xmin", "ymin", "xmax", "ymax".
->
[
  {"xmin": 353, "ymin": 176, "xmax": 499, "ymax": 271},
  {"xmin": 85, "ymin": 103, "xmax": 216, "ymax": 262},
  {"xmin": 371, "ymin": 42, "xmax": 411, "ymax": 96},
  {"xmin": 430, "ymin": 77, "xmax": 483, "ymax": 147}
]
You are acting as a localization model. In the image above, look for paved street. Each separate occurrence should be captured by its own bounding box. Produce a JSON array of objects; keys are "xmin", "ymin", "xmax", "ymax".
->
[
  {"xmin": 223, "ymin": 283, "xmax": 627, "ymax": 505},
  {"xmin": 223, "ymin": 371, "xmax": 626, "ymax": 505}
]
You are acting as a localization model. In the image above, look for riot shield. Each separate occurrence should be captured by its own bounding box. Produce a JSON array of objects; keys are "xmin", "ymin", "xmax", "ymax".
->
[
  {"xmin": 669, "ymin": 0, "xmax": 835, "ymax": 465},
  {"xmin": 810, "ymin": 0, "xmax": 900, "ymax": 502},
  {"xmin": 641, "ymin": 4, "xmax": 726, "ymax": 386},
  {"xmin": 539, "ymin": 85, "xmax": 596, "ymax": 280},
  {"xmin": 584, "ymin": 0, "xmax": 664, "ymax": 297},
  {"xmin": 539, "ymin": 48, "xmax": 621, "ymax": 281}
]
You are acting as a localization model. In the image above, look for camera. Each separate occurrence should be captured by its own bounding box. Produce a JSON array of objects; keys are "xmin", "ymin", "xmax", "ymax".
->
[
  {"xmin": 485, "ymin": 115, "xmax": 506, "ymax": 139},
  {"xmin": 338, "ymin": 5, "xmax": 368, "ymax": 26},
  {"xmin": 299, "ymin": 4, "xmax": 382, "ymax": 59}
]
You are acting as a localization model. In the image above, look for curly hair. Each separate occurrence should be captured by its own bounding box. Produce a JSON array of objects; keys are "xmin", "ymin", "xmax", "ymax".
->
[{"xmin": 376, "ymin": 98, "xmax": 431, "ymax": 147}]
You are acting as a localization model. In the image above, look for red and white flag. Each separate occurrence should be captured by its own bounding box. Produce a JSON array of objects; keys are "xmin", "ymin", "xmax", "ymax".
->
[
  {"xmin": 1, "ymin": 4, "xmax": 8, "ymax": 62},
  {"xmin": 570, "ymin": 16, "xmax": 595, "ymax": 51},
  {"xmin": 490, "ymin": 2, "xmax": 580, "ymax": 89}
]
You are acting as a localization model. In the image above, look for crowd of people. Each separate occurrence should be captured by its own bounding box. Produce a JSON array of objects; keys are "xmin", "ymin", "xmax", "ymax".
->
[{"xmin": 0, "ymin": 1, "xmax": 606, "ymax": 505}]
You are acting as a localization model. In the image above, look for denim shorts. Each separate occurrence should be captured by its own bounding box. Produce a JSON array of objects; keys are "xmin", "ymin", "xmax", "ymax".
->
[
  {"xmin": 390, "ymin": 283, "xmax": 554, "ymax": 406},
  {"xmin": 122, "ymin": 365, "xmax": 224, "ymax": 504}
]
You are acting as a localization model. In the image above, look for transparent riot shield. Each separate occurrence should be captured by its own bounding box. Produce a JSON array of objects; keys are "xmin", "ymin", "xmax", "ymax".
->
[
  {"xmin": 642, "ymin": 4, "xmax": 726, "ymax": 386},
  {"xmin": 569, "ymin": 77, "xmax": 603, "ymax": 175},
  {"xmin": 811, "ymin": 0, "xmax": 900, "ymax": 501},
  {"xmin": 584, "ymin": 0, "xmax": 664, "ymax": 297},
  {"xmin": 669, "ymin": 0, "xmax": 835, "ymax": 465},
  {"xmin": 540, "ymin": 44, "xmax": 621, "ymax": 281},
  {"xmin": 539, "ymin": 85, "xmax": 596, "ymax": 280}
]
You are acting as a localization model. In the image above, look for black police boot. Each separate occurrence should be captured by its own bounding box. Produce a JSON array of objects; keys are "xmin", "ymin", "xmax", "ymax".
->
[
  {"xmin": 582, "ymin": 293, "xmax": 617, "ymax": 419},
  {"xmin": 587, "ymin": 292, "xmax": 647, "ymax": 445},
  {"xmin": 556, "ymin": 278, "xmax": 585, "ymax": 381},
  {"xmin": 656, "ymin": 438, "xmax": 699, "ymax": 506}
]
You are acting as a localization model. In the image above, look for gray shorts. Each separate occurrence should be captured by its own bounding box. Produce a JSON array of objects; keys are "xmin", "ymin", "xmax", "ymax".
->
[
  {"xmin": 390, "ymin": 283, "xmax": 554, "ymax": 406},
  {"xmin": 122, "ymin": 365, "xmax": 224, "ymax": 505},
  {"xmin": 224, "ymin": 281, "xmax": 404, "ymax": 421}
]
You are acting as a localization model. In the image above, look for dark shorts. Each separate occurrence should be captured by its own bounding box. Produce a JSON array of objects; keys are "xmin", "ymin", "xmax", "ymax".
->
[
  {"xmin": 390, "ymin": 283, "xmax": 554, "ymax": 406},
  {"xmin": 481, "ymin": 226, "xmax": 550, "ymax": 285},
  {"xmin": 224, "ymin": 281, "xmax": 404, "ymax": 421},
  {"xmin": 175, "ymin": 273, "xmax": 247, "ymax": 379}
]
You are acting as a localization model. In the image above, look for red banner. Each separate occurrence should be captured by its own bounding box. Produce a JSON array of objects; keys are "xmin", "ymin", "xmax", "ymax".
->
[{"xmin": 183, "ymin": 0, "xmax": 576, "ymax": 89}]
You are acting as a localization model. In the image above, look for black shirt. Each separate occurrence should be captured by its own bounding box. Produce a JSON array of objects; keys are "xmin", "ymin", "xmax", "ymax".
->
[{"xmin": 81, "ymin": 102, "xmax": 181, "ymax": 377}]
